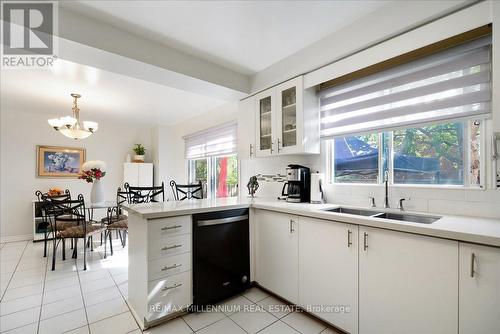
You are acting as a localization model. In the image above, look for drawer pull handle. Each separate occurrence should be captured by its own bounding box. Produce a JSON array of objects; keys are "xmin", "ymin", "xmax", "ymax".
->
[
  {"xmin": 347, "ymin": 230, "xmax": 352, "ymax": 247},
  {"xmin": 161, "ymin": 225, "xmax": 182, "ymax": 231},
  {"xmin": 162, "ymin": 283, "xmax": 182, "ymax": 291},
  {"xmin": 363, "ymin": 233, "xmax": 368, "ymax": 251},
  {"xmin": 161, "ymin": 263, "xmax": 182, "ymax": 271},
  {"xmin": 161, "ymin": 244, "xmax": 182, "ymax": 251},
  {"xmin": 470, "ymin": 252, "xmax": 476, "ymax": 278}
]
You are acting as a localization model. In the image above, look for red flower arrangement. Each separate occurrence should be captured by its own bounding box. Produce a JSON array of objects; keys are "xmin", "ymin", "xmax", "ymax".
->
[{"xmin": 79, "ymin": 160, "xmax": 106, "ymax": 183}]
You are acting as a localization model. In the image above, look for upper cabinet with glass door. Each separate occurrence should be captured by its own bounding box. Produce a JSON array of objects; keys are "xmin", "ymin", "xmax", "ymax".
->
[{"xmin": 254, "ymin": 76, "xmax": 319, "ymax": 157}]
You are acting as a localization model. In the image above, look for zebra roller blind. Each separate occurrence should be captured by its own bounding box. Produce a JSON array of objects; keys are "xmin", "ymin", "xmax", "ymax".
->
[
  {"xmin": 184, "ymin": 121, "xmax": 237, "ymax": 159},
  {"xmin": 319, "ymin": 35, "xmax": 492, "ymax": 139}
]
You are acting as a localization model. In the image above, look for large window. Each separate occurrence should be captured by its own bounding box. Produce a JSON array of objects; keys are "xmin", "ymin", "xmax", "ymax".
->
[
  {"xmin": 184, "ymin": 122, "xmax": 238, "ymax": 199},
  {"xmin": 330, "ymin": 120, "xmax": 482, "ymax": 187},
  {"xmin": 188, "ymin": 155, "xmax": 238, "ymax": 198}
]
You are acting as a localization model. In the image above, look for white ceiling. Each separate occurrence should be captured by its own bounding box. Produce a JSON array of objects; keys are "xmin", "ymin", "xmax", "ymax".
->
[
  {"xmin": 63, "ymin": 1, "xmax": 389, "ymax": 75},
  {"xmin": 1, "ymin": 59, "xmax": 226, "ymax": 126}
]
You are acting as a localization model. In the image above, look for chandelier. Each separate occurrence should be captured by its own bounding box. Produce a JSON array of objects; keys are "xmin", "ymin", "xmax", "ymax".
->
[{"xmin": 48, "ymin": 94, "xmax": 98, "ymax": 140}]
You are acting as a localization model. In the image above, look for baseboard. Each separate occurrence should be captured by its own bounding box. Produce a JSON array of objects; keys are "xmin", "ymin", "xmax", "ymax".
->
[{"xmin": 0, "ymin": 234, "xmax": 33, "ymax": 243}]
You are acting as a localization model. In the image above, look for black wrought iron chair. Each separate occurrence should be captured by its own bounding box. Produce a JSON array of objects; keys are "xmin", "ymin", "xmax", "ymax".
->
[
  {"xmin": 170, "ymin": 180, "xmax": 204, "ymax": 201},
  {"xmin": 44, "ymin": 194, "xmax": 104, "ymax": 271},
  {"xmin": 124, "ymin": 182, "xmax": 165, "ymax": 203},
  {"xmin": 35, "ymin": 189, "xmax": 72, "ymax": 257},
  {"xmin": 103, "ymin": 187, "xmax": 129, "ymax": 258}
]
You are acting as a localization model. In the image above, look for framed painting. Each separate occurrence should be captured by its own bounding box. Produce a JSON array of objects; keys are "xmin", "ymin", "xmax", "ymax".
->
[{"xmin": 37, "ymin": 145, "xmax": 86, "ymax": 178}]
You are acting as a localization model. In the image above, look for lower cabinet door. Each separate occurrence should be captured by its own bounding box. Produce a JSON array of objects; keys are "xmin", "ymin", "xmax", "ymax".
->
[
  {"xmin": 459, "ymin": 242, "xmax": 500, "ymax": 334},
  {"xmin": 359, "ymin": 227, "xmax": 458, "ymax": 334},
  {"xmin": 255, "ymin": 209, "xmax": 299, "ymax": 303},
  {"xmin": 146, "ymin": 271, "xmax": 191, "ymax": 323},
  {"xmin": 299, "ymin": 217, "xmax": 358, "ymax": 334}
]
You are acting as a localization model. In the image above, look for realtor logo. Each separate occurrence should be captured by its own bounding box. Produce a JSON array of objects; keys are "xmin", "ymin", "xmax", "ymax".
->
[{"xmin": 1, "ymin": 1, "xmax": 58, "ymax": 68}]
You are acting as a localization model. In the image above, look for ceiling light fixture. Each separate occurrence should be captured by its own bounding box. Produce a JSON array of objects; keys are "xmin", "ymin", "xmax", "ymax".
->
[{"xmin": 48, "ymin": 93, "xmax": 98, "ymax": 140}]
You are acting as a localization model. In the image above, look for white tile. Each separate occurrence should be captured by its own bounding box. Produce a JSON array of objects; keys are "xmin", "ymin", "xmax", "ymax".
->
[
  {"xmin": 0, "ymin": 292, "xmax": 42, "ymax": 315},
  {"xmin": 229, "ymin": 305, "xmax": 277, "ymax": 334},
  {"xmin": 282, "ymin": 311, "xmax": 326, "ymax": 334},
  {"xmin": 41, "ymin": 295, "xmax": 84, "ymax": 320},
  {"xmin": 80, "ymin": 276, "xmax": 115, "ymax": 294},
  {"xmin": 117, "ymin": 282, "xmax": 128, "ymax": 298},
  {"xmin": 89, "ymin": 311, "xmax": 139, "ymax": 334},
  {"xmin": 1, "ymin": 322, "xmax": 38, "ymax": 334},
  {"xmin": 182, "ymin": 310, "xmax": 226, "ymax": 332},
  {"xmin": 197, "ymin": 317, "xmax": 245, "ymax": 334},
  {"xmin": 83, "ymin": 285, "xmax": 122, "ymax": 307},
  {"xmin": 1, "ymin": 260, "xmax": 19, "ymax": 274},
  {"xmin": 242, "ymin": 287, "xmax": 269, "ymax": 303},
  {"xmin": 86, "ymin": 297, "xmax": 128, "ymax": 324},
  {"xmin": 78, "ymin": 269, "xmax": 110, "ymax": 283},
  {"xmin": 259, "ymin": 321, "xmax": 301, "ymax": 334},
  {"xmin": 43, "ymin": 284, "xmax": 82, "ymax": 304},
  {"xmin": 320, "ymin": 328, "xmax": 341, "ymax": 334},
  {"xmin": 257, "ymin": 296, "xmax": 293, "ymax": 319},
  {"xmin": 0, "ymin": 306, "xmax": 40, "ymax": 332},
  {"xmin": 144, "ymin": 317, "xmax": 192, "ymax": 334},
  {"xmin": 44, "ymin": 276, "xmax": 80, "ymax": 292},
  {"xmin": 5, "ymin": 273, "xmax": 44, "ymax": 289},
  {"xmin": 38, "ymin": 308, "xmax": 87, "ymax": 334},
  {"xmin": 112, "ymin": 273, "xmax": 128, "ymax": 285},
  {"xmin": 64, "ymin": 325, "xmax": 90, "ymax": 334},
  {"xmin": 2, "ymin": 283, "xmax": 44, "ymax": 301},
  {"xmin": 218, "ymin": 295, "xmax": 254, "ymax": 315}
]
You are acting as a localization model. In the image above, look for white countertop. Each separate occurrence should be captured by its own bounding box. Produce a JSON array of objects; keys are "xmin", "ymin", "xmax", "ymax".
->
[{"xmin": 124, "ymin": 197, "xmax": 500, "ymax": 247}]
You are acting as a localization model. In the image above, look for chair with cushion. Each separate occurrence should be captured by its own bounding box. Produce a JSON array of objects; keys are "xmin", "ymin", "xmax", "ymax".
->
[
  {"xmin": 44, "ymin": 194, "xmax": 104, "ymax": 271},
  {"xmin": 170, "ymin": 180, "xmax": 204, "ymax": 201},
  {"xmin": 124, "ymin": 182, "xmax": 165, "ymax": 203},
  {"xmin": 35, "ymin": 189, "xmax": 72, "ymax": 257},
  {"xmin": 103, "ymin": 187, "xmax": 129, "ymax": 258}
]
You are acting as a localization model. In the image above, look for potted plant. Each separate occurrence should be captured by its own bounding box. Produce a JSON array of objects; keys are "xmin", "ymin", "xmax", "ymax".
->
[
  {"xmin": 80, "ymin": 160, "xmax": 106, "ymax": 204},
  {"xmin": 133, "ymin": 144, "xmax": 146, "ymax": 162}
]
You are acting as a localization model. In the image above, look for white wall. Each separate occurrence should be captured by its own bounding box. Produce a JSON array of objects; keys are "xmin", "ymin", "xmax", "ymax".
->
[
  {"xmin": 0, "ymin": 109, "xmax": 152, "ymax": 241},
  {"xmin": 153, "ymin": 102, "xmax": 239, "ymax": 200}
]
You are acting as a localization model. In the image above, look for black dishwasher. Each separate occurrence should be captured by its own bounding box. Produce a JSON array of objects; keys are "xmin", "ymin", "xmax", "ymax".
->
[{"xmin": 192, "ymin": 208, "xmax": 250, "ymax": 307}]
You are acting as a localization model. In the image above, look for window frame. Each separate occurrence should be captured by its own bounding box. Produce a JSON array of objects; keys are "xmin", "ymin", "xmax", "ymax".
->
[
  {"xmin": 187, "ymin": 153, "xmax": 239, "ymax": 199},
  {"xmin": 327, "ymin": 119, "xmax": 486, "ymax": 189}
]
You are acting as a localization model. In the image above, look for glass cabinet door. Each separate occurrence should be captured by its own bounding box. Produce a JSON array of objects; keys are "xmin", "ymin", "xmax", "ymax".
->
[
  {"xmin": 259, "ymin": 95, "xmax": 272, "ymax": 151},
  {"xmin": 280, "ymin": 86, "xmax": 297, "ymax": 148}
]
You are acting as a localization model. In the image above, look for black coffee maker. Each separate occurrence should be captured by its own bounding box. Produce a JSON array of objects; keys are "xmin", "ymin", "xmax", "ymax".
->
[{"xmin": 281, "ymin": 164, "xmax": 311, "ymax": 203}]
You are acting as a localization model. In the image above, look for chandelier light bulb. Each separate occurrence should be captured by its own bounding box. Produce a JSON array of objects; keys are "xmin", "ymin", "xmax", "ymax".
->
[{"xmin": 48, "ymin": 94, "xmax": 98, "ymax": 139}]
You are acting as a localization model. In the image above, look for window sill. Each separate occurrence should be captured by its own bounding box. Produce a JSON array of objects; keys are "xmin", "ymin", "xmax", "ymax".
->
[{"xmin": 328, "ymin": 183, "xmax": 485, "ymax": 191}]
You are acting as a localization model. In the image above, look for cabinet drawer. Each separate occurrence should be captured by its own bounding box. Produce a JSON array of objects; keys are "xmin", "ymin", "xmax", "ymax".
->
[
  {"xmin": 148, "ymin": 215, "xmax": 191, "ymax": 238},
  {"xmin": 149, "ymin": 234, "xmax": 191, "ymax": 260},
  {"xmin": 146, "ymin": 271, "xmax": 191, "ymax": 323},
  {"xmin": 149, "ymin": 252, "xmax": 191, "ymax": 281}
]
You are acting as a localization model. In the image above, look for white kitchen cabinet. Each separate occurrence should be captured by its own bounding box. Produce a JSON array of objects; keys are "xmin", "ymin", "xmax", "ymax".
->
[
  {"xmin": 299, "ymin": 217, "xmax": 358, "ymax": 334},
  {"xmin": 124, "ymin": 162, "xmax": 153, "ymax": 187},
  {"xmin": 255, "ymin": 209, "xmax": 299, "ymax": 303},
  {"xmin": 254, "ymin": 76, "xmax": 319, "ymax": 157},
  {"xmin": 128, "ymin": 214, "xmax": 192, "ymax": 329},
  {"xmin": 359, "ymin": 226, "xmax": 458, "ymax": 334},
  {"xmin": 238, "ymin": 96, "xmax": 256, "ymax": 158},
  {"xmin": 459, "ymin": 242, "xmax": 500, "ymax": 334}
]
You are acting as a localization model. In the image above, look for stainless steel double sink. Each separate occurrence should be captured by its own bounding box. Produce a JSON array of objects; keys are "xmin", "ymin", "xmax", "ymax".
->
[{"xmin": 322, "ymin": 207, "xmax": 441, "ymax": 224}]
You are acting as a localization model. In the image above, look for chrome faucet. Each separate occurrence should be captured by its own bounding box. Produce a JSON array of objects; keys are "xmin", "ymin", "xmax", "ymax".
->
[{"xmin": 384, "ymin": 171, "xmax": 390, "ymax": 208}]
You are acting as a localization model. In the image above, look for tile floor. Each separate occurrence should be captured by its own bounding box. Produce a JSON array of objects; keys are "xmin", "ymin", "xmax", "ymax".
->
[{"xmin": 0, "ymin": 239, "xmax": 339, "ymax": 334}]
